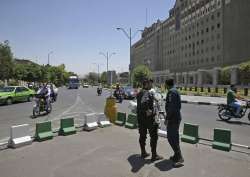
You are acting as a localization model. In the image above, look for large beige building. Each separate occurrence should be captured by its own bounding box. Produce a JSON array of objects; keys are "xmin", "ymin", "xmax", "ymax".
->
[{"xmin": 131, "ymin": 0, "xmax": 250, "ymax": 86}]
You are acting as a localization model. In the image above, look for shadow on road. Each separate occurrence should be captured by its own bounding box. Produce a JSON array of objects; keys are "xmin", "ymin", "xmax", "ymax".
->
[
  {"xmin": 154, "ymin": 159, "xmax": 175, "ymax": 171},
  {"xmin": 30, "ymin": 112, "xmax": 48, "ymax": 119},
  {"xmin": 216, "ymin": 119, "xmax": 250, "ymax": 126},
  {"xmin": 127, "ymin": 154, "xmax": 151, "ymax": 173}
]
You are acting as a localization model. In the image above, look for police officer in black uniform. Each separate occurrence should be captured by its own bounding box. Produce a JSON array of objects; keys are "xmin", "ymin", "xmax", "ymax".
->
[
  {"xmin": 137, "ymin": 79, "xmax": 163, "ymax": 162},
  {"xmin": 165, "ymin": 79, "xmax": 184, "ymax": 166}
]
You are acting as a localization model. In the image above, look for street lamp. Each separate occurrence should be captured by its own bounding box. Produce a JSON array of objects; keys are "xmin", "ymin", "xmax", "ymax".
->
[
  {"xmin": 47, "ymin": 51, "xmax": 53, "ymax": 65},
  {"xmin": 99, "ymin": 52, "xmax": 116, "ymax": 86},
  {"xmin": 92, "ymin": 63, "xmax": 104, "ymax": 83},
  {"xmin": 116, "ymin": 27, "xmax": 143, "ymax": 85}
]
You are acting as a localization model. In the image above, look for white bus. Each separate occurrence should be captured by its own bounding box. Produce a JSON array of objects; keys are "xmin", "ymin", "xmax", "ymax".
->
[{"xmin": 68, "ymin": 76, "xmax": 80, "ymax": 89}]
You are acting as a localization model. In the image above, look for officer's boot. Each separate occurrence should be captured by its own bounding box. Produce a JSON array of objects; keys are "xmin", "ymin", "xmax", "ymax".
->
[
  {"xmin": 140, "ymin": 144, "xmax": 150, "ymax": 158},
  {"xmin": 150, "ymin": 143, "xmax": 163, "ymax": 162},
  {"xmin": 173, "ymin": 146, "xmax": 184, "ymax": 167}
]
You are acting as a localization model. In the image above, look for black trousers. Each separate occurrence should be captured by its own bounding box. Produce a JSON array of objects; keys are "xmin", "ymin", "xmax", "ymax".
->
[
  {"xmin": 167, "ymin": 120, "xmax": 182, "ymax": 157},
  {"xmin": 138, "ymin": 117, "xmax": 158, "ymax": 155}
]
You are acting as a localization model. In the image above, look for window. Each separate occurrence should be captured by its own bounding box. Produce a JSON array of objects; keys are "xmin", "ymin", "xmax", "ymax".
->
[
  {"xmin": 217, "ymin": 23, "xmax": 221, "ymax": 28},
  {"xmin": 201, "ymin": 29, "xmax": 204, "ymax": 35},
  {"xmin": 15, "ymin": 87, "xmax": 22, "ymax": 93},
  {"xmin": 197, "ymin": 31, "xmax": 199, "ymax": 36},
  {"xmin": 211, "ymin": 57, "xmax": 215, "ymax": 62},
  {"xmin": 211, "ymin": 15, "xmax": 214, "ymax": 20},
  {"xmin": 21, "ymin": 87, "xmax": 29, "ymax": 92},
  {"xmin": 206, "ymin": 27, "xmax": 209, "ymax": 33},
  {"xmin": 201, "ymin": 39, "xmax": 204, "ymax": 44},
  {"xmin": 211, "ymin": 25, "xmax": 215, "ymax": 31},
  {"xmin": 197, "ymin": 41, "xmax": 200, "ymax": 45},
  {"xmin": 217, "ymin": 12, "xmax": 221, "ymax": 18}
]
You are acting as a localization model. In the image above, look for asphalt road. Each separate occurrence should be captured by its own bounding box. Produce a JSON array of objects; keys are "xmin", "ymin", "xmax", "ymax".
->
[{"xmin": 0, "ymin": 87, "xmax": 249, "ymax": 146}]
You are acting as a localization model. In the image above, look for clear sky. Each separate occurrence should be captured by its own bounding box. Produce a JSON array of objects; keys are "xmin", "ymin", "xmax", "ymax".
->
[{"xmin": 0, "ymin": 0, "xmax": 175, "ymax": 76}]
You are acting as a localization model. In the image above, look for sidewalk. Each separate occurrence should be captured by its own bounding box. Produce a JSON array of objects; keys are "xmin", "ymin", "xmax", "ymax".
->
[{"xmin": 0, "ymin": 126, "xmax": 249, "ymax": 177}]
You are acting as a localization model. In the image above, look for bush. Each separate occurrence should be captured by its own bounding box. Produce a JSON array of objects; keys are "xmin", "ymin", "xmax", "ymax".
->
[
  {"xmin": 239, "ymin": 60, "xmax": 250, "ymax": 85},
  {"xmin": 219, "ymin": 67, "xmax": 230, "ymax": 85}
]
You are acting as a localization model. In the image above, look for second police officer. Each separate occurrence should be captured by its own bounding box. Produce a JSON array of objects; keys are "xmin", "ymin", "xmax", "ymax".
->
[{"xmin": 165, "ymin": 79, "xmax": 184, "ymax": 166}]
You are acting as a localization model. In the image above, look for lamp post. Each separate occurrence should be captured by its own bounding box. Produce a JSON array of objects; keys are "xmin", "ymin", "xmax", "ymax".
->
[
  {"xmin": 116, "ymin": 27, "xmax": 143, "ymax": 85},
  {"xmin": 47, "ymin": 51, "xmax": 53, "ymax": 65},
  {"xmin": 99, "ymin": 52, "xmax": 116, "ymax": 86},
  {"xmin": 92, "ymin": 63, "xmax": 104, "ymax": 83}
]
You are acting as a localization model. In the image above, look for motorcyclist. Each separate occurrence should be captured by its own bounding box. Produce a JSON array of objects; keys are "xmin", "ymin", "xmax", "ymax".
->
[
  {"xmin": 36, "ymin": 83, "xmax": 50, "ymax": 110},
  {"xmin": 227, "ymin": 85, "xmax": 244, "ymax": 117},
  {"xmin": 47, "ymin": 84, "xmax": 56, "ymax": 102},
  {"xmin": 97, "ymin": 83, "xmax": 102, "ymax": 95},
  {"xmin": 114, "ymin": 83, "xmax": 122, "ymax": 98}
]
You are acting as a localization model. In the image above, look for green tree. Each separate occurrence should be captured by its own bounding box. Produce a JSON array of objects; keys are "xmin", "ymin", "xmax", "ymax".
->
[
  {"xmin": 100, "ymin": 71, "xmax": 107, "ymax": 84},
  {"xmin": 132, "ymin": 65, "xmax": 152, "ymax": 87},
  {"xmin": 87, "ymin": 72, "xmax": 98, "ymax": 84},
  {"xmin": 0, "ymin": 40, "xmax": 14, "ymax": 81}
]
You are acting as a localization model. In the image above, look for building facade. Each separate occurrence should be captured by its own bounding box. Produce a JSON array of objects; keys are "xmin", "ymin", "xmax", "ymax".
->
[{"xmin": 131, "ymin": 0, "xmax": 250, "ymax": 86}]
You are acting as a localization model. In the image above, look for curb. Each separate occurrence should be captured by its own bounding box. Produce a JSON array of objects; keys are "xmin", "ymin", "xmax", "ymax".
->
[{"xmin": 181, "ymin": 100, "xmax": 221, "ymax": 106}]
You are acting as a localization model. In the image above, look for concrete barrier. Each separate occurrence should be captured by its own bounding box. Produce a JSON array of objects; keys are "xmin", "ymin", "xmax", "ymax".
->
[
  {"xmin": 181, "ymin": 123, "xmax": 199, "ymax": 144},
  {"xmin": 35, "ymin": 121, "xmax": 53, "ymax": 141},
  {"xmin": 97, "ymin": 113, "xmax": 111, "ymax": 128},
  {"xmin": 115, "ymin": 112, "xmax": 126, "ymax": 126},
  {"xmin": 212, "ymin": 128, "xmax": 231, "ymax": 152},
  {"xmin": 125, "ymin": 114, "xmax": 138, "ymax": 129},
  {"xmin": 84, "ymin": 113, "xmax": 98, "ymax": 131},
  {"xmin": 8, "ymin": 124, "xmax": 32, "ymax": 148},
  {"xmin": 59, "ymin": 118, "xmax": 77, "ymax": 136},
  {"xmin": 158, "ymin": 119, "xmax": 167, "ymax": 138}
]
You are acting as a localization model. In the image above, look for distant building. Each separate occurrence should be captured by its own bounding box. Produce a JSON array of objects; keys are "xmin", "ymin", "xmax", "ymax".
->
[
  {"xmin": 131, "ymin": 0, "xmax": 250, "ymax": 86},
  {"xmin": 117, "ymin": 72, "xmax": 129, "ymax": 84}
]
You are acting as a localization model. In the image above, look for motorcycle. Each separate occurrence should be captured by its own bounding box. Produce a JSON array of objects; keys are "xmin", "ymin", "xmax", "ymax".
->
[
  {"xmin": 33, "ymin": 94, "xmax": 52, "ymax": 118},
  {"xmin": 218, "ymin": 100, "xmax": 250, "ymax": 121},
  {"xmin": 97, "ymin": 88, "xmax": 102, "ymax": 96}
]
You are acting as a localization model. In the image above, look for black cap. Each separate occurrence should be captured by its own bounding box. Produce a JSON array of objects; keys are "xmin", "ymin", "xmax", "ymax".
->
[{"xmin": 165, "ymin": 79, "xmax": 174, "ymax": 87}]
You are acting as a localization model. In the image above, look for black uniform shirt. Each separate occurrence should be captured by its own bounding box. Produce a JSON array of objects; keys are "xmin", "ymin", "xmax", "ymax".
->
[
  {"xmin": 137, "ymin": 89, "xmax": 154, "ymax": 119},
  {"xmin": 165, "ymin": 87, "xmax": 182, "ymax": 123}
]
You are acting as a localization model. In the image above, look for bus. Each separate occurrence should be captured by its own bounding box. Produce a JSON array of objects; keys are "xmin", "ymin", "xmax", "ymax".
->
[{"xmin": 68, "ymin": 76, "xmax": 80, "ymax": 89}]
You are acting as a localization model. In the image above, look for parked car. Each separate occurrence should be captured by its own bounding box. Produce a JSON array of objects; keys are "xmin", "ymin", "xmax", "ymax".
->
[
  {"xmin": 123, "ymin": 86, "xmax": 138, "ymax": 100},
  {"xmin": 0, "ymin": 86, "xmax": 35, "ymax": 105}
]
